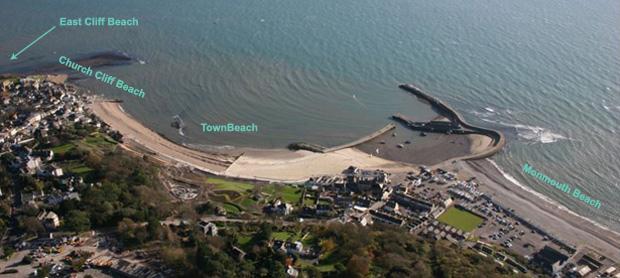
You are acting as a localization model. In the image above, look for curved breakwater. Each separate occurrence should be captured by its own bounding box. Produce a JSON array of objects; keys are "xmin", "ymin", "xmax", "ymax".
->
[{"xmin": 398, "ymin": 84, "xmax": 505, "ymax": 160}]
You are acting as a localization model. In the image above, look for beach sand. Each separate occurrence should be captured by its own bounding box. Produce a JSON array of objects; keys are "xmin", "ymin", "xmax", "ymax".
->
[
  {"xmin": 90, "ymin": 99, "xmax": 620, "ymax": 261},
  {"xmin": 468, "ymin": 134, "xmax": 493, "ymax": 154},
  {"xmin": 457, "ymin": 159, "xmax": 620, "ymax": 262},
  {"xmin": 225, "ymin": 148, "xmax": 408, "ymax": 182},
  {"xmin": 355, "ymin": 125, "xmax": 494, "ymax": 166},
  {"xmin": 91, "ymin": 100, "xmax": 235, "ymax": 173},
  {"xmin": 90, "ymin": 100, "xmax": 409, "ymax": 182}
]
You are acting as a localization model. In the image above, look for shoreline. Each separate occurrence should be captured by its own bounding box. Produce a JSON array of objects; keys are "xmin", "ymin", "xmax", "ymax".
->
[
  {"xmin": 89, "ymin": 98, "xmax": 412, "ymax": 182},
  {"xmin": 86, "ymin": 89, "xmax": 619, "ymax": 261},
  {"xmin": 458, "ymin": 159, "xmax": 620, "ymax": 262},
  {"xmin": 87, "ymin": 83, "xmax": 502, "ymax": 181}
]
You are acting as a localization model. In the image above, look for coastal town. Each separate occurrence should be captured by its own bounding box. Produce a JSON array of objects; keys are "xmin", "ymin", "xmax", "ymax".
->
[{"xmin": 0, "ymin": 75, "xmax": 619, "ymax": 277}]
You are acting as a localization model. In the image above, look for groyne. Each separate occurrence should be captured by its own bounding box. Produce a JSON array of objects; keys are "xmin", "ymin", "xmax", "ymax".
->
[
  {"xmin": 289, "ymin": 123, "xmax": 396, "ymax": 153},
  {"xmin": 322, "ymin": 123, "xmax": 396, "ymax": 152},
  {"xmin": 398, "ymin": 84, "xmax": 505, "ymax": 160}
]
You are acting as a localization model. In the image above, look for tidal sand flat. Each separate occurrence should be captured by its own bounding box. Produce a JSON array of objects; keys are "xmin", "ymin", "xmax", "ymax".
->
[{"xmin": 355, "ymin": 125, "xmax": 474, "ymax": 165}]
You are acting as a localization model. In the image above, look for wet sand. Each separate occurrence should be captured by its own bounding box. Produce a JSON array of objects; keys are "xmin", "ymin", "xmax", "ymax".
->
[
  {"xmin": 90, "ymin": 99, "xmax": 409, "ymax": 182},
  {"xmin": 355, "ymin": 124, "xmax": 489, "ymax": 165},
  {"xmin": 89, "ymin": 99, "xmax": 620, "ymax": 261}
]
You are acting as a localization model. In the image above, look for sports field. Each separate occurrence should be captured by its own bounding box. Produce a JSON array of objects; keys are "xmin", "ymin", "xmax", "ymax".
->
[{"xmin": 437, "ymin": 207, "xmax": 484, "ymax": 232}]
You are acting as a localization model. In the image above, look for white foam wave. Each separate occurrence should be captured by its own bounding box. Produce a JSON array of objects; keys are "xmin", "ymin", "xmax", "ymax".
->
[
  {"xmin": 483, "ymin": 119, "xmax": 568, "ymax": 144},
  {"xmin": 470, "ymin": 109, "xmax": 495, "ymax": 118},
  {"xmin": 486, "ymin": 159, "xmax": 620, "ymax": 238}
]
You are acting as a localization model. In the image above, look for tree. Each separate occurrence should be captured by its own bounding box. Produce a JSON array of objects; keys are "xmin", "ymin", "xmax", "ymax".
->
[
  {"xmin": 117, "ymin": 218, "xmax": 148, "ymax": 247},
  {"xmin": 147, "ymin": 216, "xmax": 164, "ymax": 241},
  {"xmin": 20, "ymin": 217, "xmax": 45, "ymax": 236},
  {"xmin": 64, "ymin": 210, "xmax": 91, "ymax": 232},
  {"xmin": 345, "ymin": 255, "xmax": 370, "ymax": 278},
  {"xmin": 320, "ymin": 239, "xmax": 336, "ymax": 253},
  {"xmin": 195, "ymin": 241, "xmax": 235, "ymax": 276},
  {"xmin": 161, "ymin": 247, "xmax": 191, "ymax": 273},
  {"xmin": 305, "ymin": 266, "xmax": 323, "ymax": 278},
  {"xmin": 33, "ymin": 179, "xmax": 45, "ymax": 192},
  {"xmin": 0, "ymin": 201, "xmax": 12, "ymax": 217},
  {"xmin": 256, "ymin": 222, "xmax": 273, "ymax": 243}
]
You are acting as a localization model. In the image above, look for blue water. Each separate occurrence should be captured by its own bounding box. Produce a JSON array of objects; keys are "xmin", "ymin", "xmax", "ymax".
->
[{"xmin": 1, "ymin": 0, "xmax": 619, "ymax": 231}]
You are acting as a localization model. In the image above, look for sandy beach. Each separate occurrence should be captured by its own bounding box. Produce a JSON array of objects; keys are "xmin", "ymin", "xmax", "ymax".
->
[
  {"xmin": 90, "ymin": 98, "xmax": 620, "ymax": 262},
  {"xmin": 459, "ymin": 159, "xmax": 620, "ymax": 262},
  {"xmin": 90, "ymin": 100, "xmax": 410, "ymax": 182}
]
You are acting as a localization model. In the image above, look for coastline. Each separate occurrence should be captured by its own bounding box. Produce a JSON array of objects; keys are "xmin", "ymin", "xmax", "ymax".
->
[
  {"xmin": 89, "ymin": 98, "xmax": 411, "ymax": 182},
  {"xmin": 87, "ymin": 90, "xmax": 620, "ymax": 262},
  {"xmin": 458, "ymin": 159, "xmax": 620, "ymax": 262},
  {"xmin": 398, "ymin": 84, "xmax": 505, "ymax": 160}
]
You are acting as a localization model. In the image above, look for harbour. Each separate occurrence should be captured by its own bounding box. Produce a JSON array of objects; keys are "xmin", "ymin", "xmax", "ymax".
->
[{"xmin": 0, "ymin": 0, "xmax": 618, "ymax": 231}]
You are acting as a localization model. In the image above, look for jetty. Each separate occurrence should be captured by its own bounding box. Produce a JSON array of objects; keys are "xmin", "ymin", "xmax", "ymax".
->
[
  {"xmin": 392, "ymin": 113, "xmax": 466, "ymax": 134},
  {"xmin": 289, "ymin": 123, "xmax": 396, "ymax": 153},
  {"xmin": 398, "ymin": 84, "xmax": 505, "ymax": 159}
]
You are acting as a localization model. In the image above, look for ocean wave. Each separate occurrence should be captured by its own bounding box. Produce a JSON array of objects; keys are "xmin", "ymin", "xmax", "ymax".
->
[
  {"xmin": 486, "ymin": 159, "xmax": 620, "ymax": 238},
  {"xmin": 470, "ymin": 109, "xmax": 496, "ymax": 118},
  {"xmin": 481, "ymin": 119, "xmax": 568, "ymax": 144}
]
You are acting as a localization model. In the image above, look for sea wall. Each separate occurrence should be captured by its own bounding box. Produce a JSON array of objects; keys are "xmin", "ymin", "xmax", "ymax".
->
[
  {"xmin": 398, "ymin": 84, "xmax": 506, "ymax": 160},
  {"xmin": 289, "ymin": 123, "xmax": 396, "ymax": 153}
]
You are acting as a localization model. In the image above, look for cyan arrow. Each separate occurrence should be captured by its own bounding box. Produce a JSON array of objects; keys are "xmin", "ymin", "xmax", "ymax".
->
[{"xmin": 10, "ymin": 25, "xmax": 57, "ymax": 60}]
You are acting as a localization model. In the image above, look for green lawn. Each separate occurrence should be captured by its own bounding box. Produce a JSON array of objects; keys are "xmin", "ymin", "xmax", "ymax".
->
[
  {"xmin": 272, "ymin": 231, "xmax": 296, "ymax": 241},
  {"xmin": 300, "ymin": 233, "xmax": 316, "ymax": 246},
  {"xmin": 261, "ymin": 184, "xmax": 301, "ymax": 203},
  {"xmin": 52, "ymin": 143, "xmax": 75, "ymax": 155},
  {"xmin": 299, "ymin": 259, "xmax": 335, "ymax": 273},
  {"xmin": 78, "ymin": 133, "xmax": 117, "ymax": 153},
  {"xmin": 238, "ymin": 235, "xmax": 253, "ymax": 246},
  {"xmin": 82, "ymin": 133, "xmax": 116, "ymax": 148},
  {"xmin": 51, "ymin": 133, "xmax": 116, "ymax": 156},
  {"xmin": 222, "ymin": 203, "xmax": 242, "ymax": 215},
  {"xmin": 437, "ymin": 207, "xmax": 484, "ymax": 232},
  {"xmin": 315, "ymin": 264, "xmax": 336, "ymax": 272},
  {"xmin": 278, "ymin": 186, "xmax": 302, "ymax": 204},
  {"xmin": 240, "ymin": 198, "xmax": 257, "ymax": 208},
  {"xmin": 69, "ymin": 165, "xmax": 94, "ymax": 175},
  {"xmin": 58, "ymin": 160, "xmax": 93, "ymax": 175},
  {"xmin": 208, "ymin": 177, "xmax": 255, "ymax": 192}
]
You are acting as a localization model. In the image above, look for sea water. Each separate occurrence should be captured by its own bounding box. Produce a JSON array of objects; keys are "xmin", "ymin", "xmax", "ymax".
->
[{"xmin": 0, "ymin": 0, "xmax": 618, "ymax": 230}]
